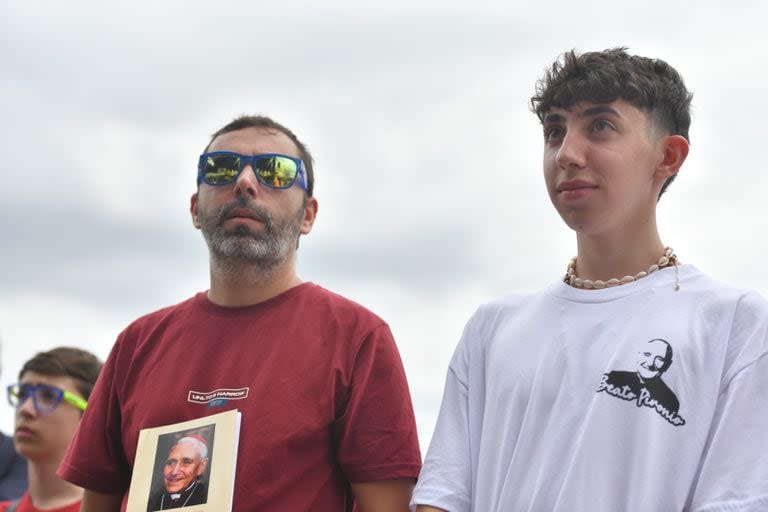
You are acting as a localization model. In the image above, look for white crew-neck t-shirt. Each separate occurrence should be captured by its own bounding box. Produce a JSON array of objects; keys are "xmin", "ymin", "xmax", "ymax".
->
[{"xmin": 412, "ymin": 265, "xmax": 768, "ymax": 512}]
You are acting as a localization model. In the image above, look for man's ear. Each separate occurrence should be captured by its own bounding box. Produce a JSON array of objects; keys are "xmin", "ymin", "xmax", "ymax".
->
[
  {"xmin": 300, "ymin": 196, "xmax": 318, "ymax": 235},
  {"xmin": 190, "ymin": 192, "xmax": 201, "ymax": 229},
  {"xmin": 654, "ymin": 135, "xmax": 689, "ymax": 182},
  {"xmin": 197, "ymin": 458, "xmax": 208, "ymax": 476}
]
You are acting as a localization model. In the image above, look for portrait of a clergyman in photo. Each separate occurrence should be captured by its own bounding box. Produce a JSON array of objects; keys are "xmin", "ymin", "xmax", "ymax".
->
[
  {"xmin": 146, "ymin": 426, "xmax": 215, "ymax": 511},
  {"xmin": 598, "ymin": 338, "xmax": 685, "ymax": 426}
]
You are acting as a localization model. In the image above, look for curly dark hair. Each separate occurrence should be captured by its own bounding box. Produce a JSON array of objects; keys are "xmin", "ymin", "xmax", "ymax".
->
[
  {"xmin": 203, "ymin": 115, "xmax": 315, "ymax": 197},
  {"xmin": 531, "ymin": 48, "xmax": 693, "ymax": 197}
]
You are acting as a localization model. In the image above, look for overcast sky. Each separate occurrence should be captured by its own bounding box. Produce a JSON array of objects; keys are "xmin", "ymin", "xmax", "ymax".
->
[{"xmin": 2, "ymin": 0, "xmax": 767, "ymax": 448}]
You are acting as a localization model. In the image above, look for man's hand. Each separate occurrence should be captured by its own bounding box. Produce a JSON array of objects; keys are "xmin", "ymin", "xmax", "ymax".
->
[{"xmin": 351, "ymin": 478, "xmax": 415, "ymax": 512}]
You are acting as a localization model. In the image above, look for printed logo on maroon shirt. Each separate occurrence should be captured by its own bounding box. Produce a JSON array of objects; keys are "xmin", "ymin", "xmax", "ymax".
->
[{"xmin": 187, "ymin": 387, "xmax": 250, "ymax": 405}]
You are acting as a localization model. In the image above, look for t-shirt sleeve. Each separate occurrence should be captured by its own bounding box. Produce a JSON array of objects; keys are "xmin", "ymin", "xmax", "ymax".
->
[
  {"xmin": 411, "ymin": 312, "xmax": 478, "ymax": 512},
  {"xmin": 57, "ymin": 333, "xmax": 132, "ymax": 495},
  {"xmin": 334, "ymin": 323, "xmax": 422, "ymax": 483},
  {"xmin": 688, "ymin": 294, "xmax": 768, "ymax": 511},
  {"xmin": 410, "ymin": 367, "xmax": 471, "ymax": 511}
]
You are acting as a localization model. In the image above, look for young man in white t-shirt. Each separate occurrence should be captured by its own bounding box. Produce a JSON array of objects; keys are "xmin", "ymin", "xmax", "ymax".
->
[{"xmin": 412, "ymin": 48, "xmax": 768, "ymax": 512}]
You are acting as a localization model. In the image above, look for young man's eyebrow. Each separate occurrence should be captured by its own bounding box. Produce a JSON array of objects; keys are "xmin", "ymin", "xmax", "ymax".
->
[
  {"xmin": 581, "ymin": 105, "xmax": 621, "ymax": 118},
  {"xmin": 542, "ymin": 105, "xmax": 620, "ymax": 124},
  {"xmin": 542, "ymin": 112, "xmax": 565, "ymax": 124}
]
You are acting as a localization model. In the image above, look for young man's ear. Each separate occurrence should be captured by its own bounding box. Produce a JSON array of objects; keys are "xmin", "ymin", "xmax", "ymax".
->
[
  {"xmin": 655, "ymin": 135, "xmax": 689, "ymax": 181},
  {"xmin": 190, "ymin": 193, "xmax": 201, "ymax": 229}
]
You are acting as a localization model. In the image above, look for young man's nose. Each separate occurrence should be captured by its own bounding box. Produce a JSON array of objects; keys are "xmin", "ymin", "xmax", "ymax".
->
[
  {"xmin": 555, "ymin": 131, "xmax": 587, "ymax": 170},
  {"xmin": 17, "ymin": 395, "xmax": 37, "ymax": 417}
]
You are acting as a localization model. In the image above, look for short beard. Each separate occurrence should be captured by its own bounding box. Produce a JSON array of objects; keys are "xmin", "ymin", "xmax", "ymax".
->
[{"xmin": 198, "ymin": 196, "xmax": 305, "ymax": 273}]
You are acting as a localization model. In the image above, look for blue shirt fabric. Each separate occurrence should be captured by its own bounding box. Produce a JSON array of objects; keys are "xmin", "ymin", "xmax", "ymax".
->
[{"xmin": 0, "ymin": 432, "xmax": 26, "ymax": 501}]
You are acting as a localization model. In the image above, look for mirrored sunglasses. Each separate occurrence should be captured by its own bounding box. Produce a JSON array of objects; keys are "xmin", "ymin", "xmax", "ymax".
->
[
  {"xmin": 197, "ymin": 152, "xmax": 307, "ymax": 190},
  {"xmin": 7, "ymin": 383, "xmax": 87, "ymax": 414}
]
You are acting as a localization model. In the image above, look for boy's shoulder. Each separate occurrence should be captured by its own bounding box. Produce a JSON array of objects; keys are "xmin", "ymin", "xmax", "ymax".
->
[
  {"xmin": 473, "ymin": 288, "xmax": 548, "ymax": 321},
  {"xmin": 678, "ymin": 267, "xmax": 768, "ymax": 316},
  {"xmin": 460, "ymin": 286, "xmax": 559, "ymax": 342}
]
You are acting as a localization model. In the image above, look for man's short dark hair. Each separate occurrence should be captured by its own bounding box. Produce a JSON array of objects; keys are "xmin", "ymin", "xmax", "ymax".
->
[
  {"xmin": 530, "ymin": 47, "xmax": 693, "ymax": 197},
  {"xmin": 19, "ymin": 347, "xmax": 103, "ymax": 400},
  {"xmin": 204, "ymin": 115, "xmax": 315, "ymax": 197}
]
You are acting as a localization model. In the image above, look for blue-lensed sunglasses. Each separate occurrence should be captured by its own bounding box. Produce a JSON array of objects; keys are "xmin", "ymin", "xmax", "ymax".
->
[
  {"xmin": 7, "ymin": 383, "xmax": 87, "ymax": 414},
  {"xmin": 197, "ymin": 151, "xmax": 307, "ymax": 190}
]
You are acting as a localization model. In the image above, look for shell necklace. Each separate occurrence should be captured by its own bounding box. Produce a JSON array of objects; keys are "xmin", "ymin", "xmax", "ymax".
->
[{"xmin": 565, "ymin": 247, "xmax": 679, "ymax": 290}]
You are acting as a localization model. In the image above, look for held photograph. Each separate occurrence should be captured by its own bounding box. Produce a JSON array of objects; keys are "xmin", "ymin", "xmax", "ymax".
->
[
  {"xmin": 125, "ymin": 410, "xmax": 240, "ymax": 512},
  {"xmin": 146, "ymin": 426, "xmax": 214, "ymax": 511}
]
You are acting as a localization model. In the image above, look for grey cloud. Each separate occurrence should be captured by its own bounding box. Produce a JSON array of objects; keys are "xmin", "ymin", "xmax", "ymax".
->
[{"xmin": 1, "ymin": 203, "xmax": 207, "ymax": 309}]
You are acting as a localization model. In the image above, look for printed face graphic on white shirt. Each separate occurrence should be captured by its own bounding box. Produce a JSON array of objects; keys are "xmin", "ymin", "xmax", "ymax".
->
[
  {"xmin": 637, "ymin": 339, "xmax": 670, "ymax": 379},
  {"xmin": 598, "ymin": 337, "xmax": 684, "ymax": 426}
]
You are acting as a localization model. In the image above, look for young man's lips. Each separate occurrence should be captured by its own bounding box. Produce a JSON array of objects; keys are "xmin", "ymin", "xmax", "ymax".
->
[
  {"xmin": 557, "ymin": 180, "xmax": 598, "ymax": 192},
  {"xmin": 557, "ymin": 181, "xmax": 598, "ymax": 200},
  {"xmin": 15, "ymin": 426, "xmax": 35, "ymax": 438}
]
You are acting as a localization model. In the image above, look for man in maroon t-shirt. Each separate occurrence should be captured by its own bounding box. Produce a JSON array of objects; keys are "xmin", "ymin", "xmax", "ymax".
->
[{"xmin": 59, "ymin": 116, "xmax": 421, "ymax": 511}]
